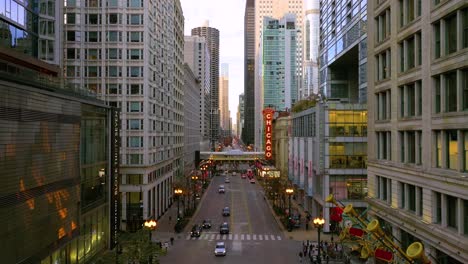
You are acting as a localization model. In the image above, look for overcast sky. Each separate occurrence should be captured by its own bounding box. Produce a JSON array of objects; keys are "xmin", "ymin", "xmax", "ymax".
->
[{"xmin": 180, "ymin": 0, "xmax": 246, "ymax": 125}]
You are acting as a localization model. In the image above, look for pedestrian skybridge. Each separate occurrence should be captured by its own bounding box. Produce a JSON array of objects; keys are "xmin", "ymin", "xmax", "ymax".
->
[{"xmin": 200, "ymin": 150, "xmax": 265, "ymax": 161}]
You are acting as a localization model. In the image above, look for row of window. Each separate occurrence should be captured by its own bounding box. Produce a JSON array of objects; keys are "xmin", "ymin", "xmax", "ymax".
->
[
  {"xmin": 67, "ymin": 48, "xmax": 144, "ymax": 60},
  {"xmin": 433, "ymin": 9, "xmax": 468, "ymax": 59},
  {"xmin": 66, "ymin": 66, "xmax": 143, "ymax": 78},
  {"xmin": 65, "ymin": 0, "xmax": 143, "ymax": 8},
  {"xmin": 65, "ymin": 13, "xmax": 144, "ymax": 25},
  {"xmin": 375, "ymin": 129, "xmax": 468, "ymax": 172},
  {"xmin": 375, "ymin": 175, "xmax": 468, "ymax": 235},
  {"xmin": 125, "ymin": 119, "xmax": 180, "ymax": 134},
  {"xmin": 126, "ymin": 136, "xmax": 181, "ymax": 149},
  {"xmin": 66, "ymin": 31, "xmax": 143, "ymax": 42},
  {"xmin": 374, "ymin": 69, "xmax": 468, "ymax": 120}
]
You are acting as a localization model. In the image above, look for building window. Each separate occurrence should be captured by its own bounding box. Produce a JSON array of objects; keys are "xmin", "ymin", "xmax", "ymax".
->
[
  {"xmin": 376, "ymin": 176, "xmax": 391, "ymax": 203},
  {"xmin": 434, "ymin": 22, "xmax": 441, "ymax": 59},
  {"xmin": 128, "ymin": 49, "xmax": 143, "ymax": 60},
  {"xmin": 128, "ymin": 0, "xmax": 143, "ymax": 7},
  {"xmin": 447, "ymin": 130, "xmax": 458, "ymax": 170},
  {"xmin": 65, "ymin": 13, "xmax": 76, "ymax": 24},
  {"xmin": 434, "ymin": 191, "xmax": 442, "ymax": 224},
  {"xmin": 108, "ymin": 13, "xmax": 119, "ymax": 24},
  {"xmin": 408, "ymin": 131, "xmax": 416, "ymax": 163},
  {"xmin": 107, "ymin": 66, "xmax": 121, "ymax": 77},
  {"xmin": 107, "ymin": 48, "xmax": 121, "ymax": 60},
  {"xmin": 445, "ymin": 71, "xmax": 457, "ymax": 112},
  {"xmin": 128, "ymin": 32, "xmax": 143, "ymax": 42},
  {"xmin": 128, "ymin": 84, "xmax": 142, "ymax": 95},
  {"xmin": 464, "ymin": 130, "xmax": 468, "ymax": 172},
  {"xmin": 408, "ymin": 184, "xmax": 416, "ymax": 212},
  {"xmin": 128, "ymin": 102, "xmax": 143, "ymax": 112},
  {"xmin": 375, "ymin": 8, "xmax": 390, "ymax": 43},
  {"xmin": 397, "ymin": 81, "xmax": 423, "ymax": 118},
  {"xmin": 376, "ymin": 90, "xmax": 391, "ymax": 120},
  {"xmin": 87, "ymin": 14, "xmax": 100, "ymax": 24},
  {"xmin": 435, "ymin": 130, "xmax": 442, "ymax": 168},
  {"xmin": 399, "ymin": 182, "xmax": 405, "ymax": 209},
  {"xmin": 445, "ymin": 15, "xmax": 457, "ymax": 55},
  {"xmin": 128, "ymin": 119, "xmax": 143, "ymax": 130},
  {"xmin": 377, "ymin": 131, "xmax": 391, "ymax": 160},
  {"xmin": 447, "ymin": 195, "xmax": 458, "ymax": 229},
  {"xmin": 400, "ymin": 131, "xmax": 405, "ymax": 162},
  {"xmin": 128, "ymin": 14, "xmax": 143, "ymax": 25},
  {"xmin": 434, "ymin": 76, "xmax": 441, "ymax": 113},
  {"xmin": 107, "ymin": 84, "xmax": 121, "ymax": 94},
  {"xmin": 463, "ymin": 69, "xmax": 468, "ymax": 110},
  {"xmin": 376, "ymin": 49, "xmax": 391, "ymax": 81},
  {"xmin": 128, "ymin": 66, "xmax": 143, "ymax": 77},
  {"xmin": 464, "ymin": 9, "xmax": 468, "ymax": 49},
  {"xmin": 107, "ymin": 31, "xmax": 121, "ymax": 42},
  {"xmin": 399, "ymin": 0, "xmax": 420, "ymax": 27},
  {"xmin": 128, "ymin": 137, "xmax": 143, "ymax": 148}
]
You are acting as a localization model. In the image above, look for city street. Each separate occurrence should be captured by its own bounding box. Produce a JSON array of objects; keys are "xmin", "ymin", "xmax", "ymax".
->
[{"xmin": 160, "ymin": 172, "xmax": 302, "ymax": 263}]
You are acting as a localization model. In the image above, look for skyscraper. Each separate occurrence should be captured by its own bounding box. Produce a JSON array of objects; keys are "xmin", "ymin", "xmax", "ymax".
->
[
  {"xmin": 219, "ymin": 63, "xmax": 230, "ymax": 133},
  {"xmin": 184, "ymin": 35, "xmax": 211, "ymax": 142},
  {"xmin": 302, "ymin": 0, "xmax": 320, "ymax": 98},
  {"xmin": 367, "ymin": 1, "xmax": 468, "ymax": 263},
  {"xmin": 243, "ymin": 0, "xmax": 255, "ymax": 146},
  {"xmin": 262, "ymin": 14, "xmax": 298, "ymax": 111},
  {"xmin": 63, "ymin": 0, "xmax": 185, "ymax": 230},
  {"xmin": 192, "ymin": 22, "xmax": 220, "ymax": 150},
  {"xmin": 238, "ymin": 93, "xmax": 245, "ymax": 139},
  {"xmin": 254, "ymin": 0, "xmax": 304, "ymax": 149}
]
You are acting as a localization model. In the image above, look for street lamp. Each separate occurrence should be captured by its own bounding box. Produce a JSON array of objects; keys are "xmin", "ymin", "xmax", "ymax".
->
[
  {"xmin": 191, "ymin": 175, "xmax": 199, "ymax": 210},
  {"xmin": 174, "ymin": 188, "xmax": 183, "ymax": 220},
  {"xmin": 144, "ymin": 219, "xmax": 157, "ymax": 242},
  {"xmin": 285, "ymin": 188, "xmax": 294, "ymax": 231},
  {"xmin": 313, "ymin": 217, "xmax": 325, "ymax": 263}
]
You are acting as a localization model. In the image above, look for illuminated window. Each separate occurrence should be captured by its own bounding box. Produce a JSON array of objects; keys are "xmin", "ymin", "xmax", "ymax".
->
[
  {"xmin": 435, "ymin": 131, "xmax": 442, "ymax": 168},
  {"xmin": 447, "ymin": 130, "xmax": 458, "ymax": 170}
]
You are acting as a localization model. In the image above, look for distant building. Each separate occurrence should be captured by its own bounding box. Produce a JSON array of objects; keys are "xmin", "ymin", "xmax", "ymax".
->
[
  {"xmin": 237, "ymin": 93, "xmax": 245, "ymax": 139},
  {"xmin": 261, "ymin": 14, "xmax": 299, "ymax": 111},
  {"xmin": 254, "ymin": 0, "xmax": 304, "ymax": 150},
  {"xmin": 302, "ymin": 0, "xmax": 320, "ymax": 98},
  {"xmin": 219, "ymin": 63, "xmax": 230, "ymax": 131},
  {"xmin": 184, "ymin": 36, "xmax": 211, "ymax": 141},
  {"xmin": 183, "ymin": 64, "xmax": 201, "ymax": 176},
  {"xmin": 192, "ymin": 22, "xmax": 220, "ymax": 150},
  {"xmin": 243, "ymin": 0, "xmax": 255, "ymax": 145}
]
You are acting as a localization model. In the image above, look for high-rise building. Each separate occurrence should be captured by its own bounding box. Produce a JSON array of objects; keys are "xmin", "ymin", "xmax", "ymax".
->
[
  {"xmin": 219, "ymin": 63, "xmax": 230, "ymax": 132},
  {"xmin": 238, "ymin": 93, "xmax": 245, "ymax": 139},
  {"xmin": 243, "ymin": 0, "xmax": 255, "ymax": 146},
  {"xmin": 192, "ymin": 22, "xmax": 220, "ymax": 150},
  {"xmin": 254, "ymin": 0, "xmax": 304, "ymax": 150},
  {"xmin": 367, "ymin": 1, "xmax": 468, "ymax": 263},
  {"xmin": 183, "ymin": 64, "xmax": 201, "ymax": 176},
  {"xmin": 0, "ymin": 28, "xmax": 117, "ymax": 264},
  {"xmin": 310, "ymin": 0, "xmax": 368, "ymax": 232},
  {"xmin": 184, "ymin": 36, "xmax": 211, "ymax": 141},
  {"xmin": 63, "ymin": 0, "xmax": 185, "ymax": 230},
  {"xmin": 302, "ymin": 0, "xmax": 320, "ymax": 98},
  {"xmin": 262, "ymin": 14, "xmax": 299, "ymax": 111}
]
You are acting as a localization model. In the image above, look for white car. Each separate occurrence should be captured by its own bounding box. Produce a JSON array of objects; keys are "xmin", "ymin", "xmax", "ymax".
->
[
  {"xmin": 225, "ymin": 178, "xmax": 230, "ymax": 183},
  {"xmin": 218, "ymin": 185, "xmax": 225, "ymax": 193},
  {"xmin": 214, "ymin": 242, "xmax": 227, "ymax": 256}
]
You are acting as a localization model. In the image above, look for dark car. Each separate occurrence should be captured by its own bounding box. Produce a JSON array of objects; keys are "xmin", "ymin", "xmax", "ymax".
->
[
  {"xmin": 191, "ymin": 224, "xmax": 202, "ymax": 237},
  {"xmin": 219, "ymin": 222, "xmax": 229, "ymax": 234},
  {"xmin": 222, "ymin": 207, "xmax": 230, "ymax": 216},
  {"xmin": 202, "ymin": 219, "xmax": 212, "ymax": 229}
]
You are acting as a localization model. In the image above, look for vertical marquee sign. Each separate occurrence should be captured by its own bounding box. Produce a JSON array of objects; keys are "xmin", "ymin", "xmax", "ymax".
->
[
  {"xmin": 263, "ymin": 108, "xmax": 275, "ymax": 160},
  {"xmin": 110, "ymin": 108, "xmax": 121, "ymax": 249}
]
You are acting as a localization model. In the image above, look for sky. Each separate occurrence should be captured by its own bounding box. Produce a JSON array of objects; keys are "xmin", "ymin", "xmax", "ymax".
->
[{"xmin": 180, "ymin": 0, "xmax": 246, "ymax": 125}]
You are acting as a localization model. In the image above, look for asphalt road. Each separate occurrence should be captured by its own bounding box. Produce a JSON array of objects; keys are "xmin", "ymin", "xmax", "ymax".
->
[{"xmin": 160, "ymin": 172, "xmax": 302, "ymax": 264}]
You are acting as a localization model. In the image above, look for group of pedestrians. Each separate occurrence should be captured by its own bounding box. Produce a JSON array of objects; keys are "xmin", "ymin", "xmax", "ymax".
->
[{"xmin": 298, "ymin": 240, "xmax": 344, "ymax": 263}]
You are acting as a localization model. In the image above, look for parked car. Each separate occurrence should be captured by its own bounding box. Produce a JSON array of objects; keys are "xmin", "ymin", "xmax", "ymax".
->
[
  {"xmin": 222, "ymin": 207, "xmax": 230, "ymax": 216},
  {"xmin": 214, "ymin": 241, "xmax": 227, "ymax": 256},
  {"xmin": 191, "ymin": 224, "xmax": 202, "ymax": 237},
  {"xmin": 202, "ymin": 219, "xmax": 212, "ymax": 229},
  {"xmin": 218, "ymin": 185, "xmax": 225, "ymax": 193},
  {"xmin": 219, "ymin": 222, "xmax": 229, "ymax": 234}
]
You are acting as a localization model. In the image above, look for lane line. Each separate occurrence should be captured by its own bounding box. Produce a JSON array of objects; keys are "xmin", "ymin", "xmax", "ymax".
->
[
  {"xmin": 246, "ymin": 234, "xmax": 251, "ymax": 240},
  {"xmin": 259, "ymin": 234, "xmax": 263, "ymax": 240},
  {"xmin": 228, "ymin": 234, "xmax": 232, "ymax": 240},
  {"xmin": 210, "ymin": 234, "xmax": 215, "ymax": 240},
  {"xmin": 241, "ymin": 234, "xmax": 245, "ymax": 240},
  {"xmin": 253, "ymin": 234, "xmax": 257, "ymax": 240},
  {"xmin": 270, "ymin": 235, "xmax": 276, "ymax": 240},
  {"xmin": 277, "ymin": 236, "xmax": 282, "ymax": 240}
]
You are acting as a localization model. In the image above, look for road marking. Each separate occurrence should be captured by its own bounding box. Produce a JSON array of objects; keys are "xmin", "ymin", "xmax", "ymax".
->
[
  {"xmin": 234, "ymin": 234, "xmax": 239, "ymax": 240},
  {"xmin": 258, "ymin": 235, "xmax": 263, "ymax": 240},
  {"xmin": 228, "ymin": 234, "xmax": 233, "ymax": 240},
  {"xmin": 210, "ymin": 234, "xmax": 215, "ymax": 240},
  {"xmin": 246, "ymin": 234, "xmax": 251, "ymax": 240},
  {"xmin": 240, "ymin": 177, "xmax": 253, "ymax": 234},
  {"xmin": 253, "ymin": 234, "xmax": 257, "ymax": 240},
  {"xmin": 186, "ymin": 235, "xmax": 190, "ymax": 240},
  {"xmin": 277, "ymin": 236, "xmax": 282, "ymax": 240},
  {"xmin": 270, "ymin": 235, "xmax": 276, "ymax": 240},
  {"xmin": 241, "ymin": 234, "xmax": 245, "ymax": 240},
  {"xmin": 264, "ymin": 235, "xmax": 269, "ymax": 240},
  {"xmin": 216, "ymin": 234, "xmax": 220, "ymax": 240}
]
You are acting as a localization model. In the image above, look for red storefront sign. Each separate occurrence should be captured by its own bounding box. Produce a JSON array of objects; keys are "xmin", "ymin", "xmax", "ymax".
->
[{"xmin": 263, "ymin": 108, "xmax": 275, "ymax": 160}]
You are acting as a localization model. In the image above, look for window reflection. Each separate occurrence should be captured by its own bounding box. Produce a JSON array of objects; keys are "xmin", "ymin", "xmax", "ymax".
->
[{"xmin": 328, "ymin": 110, "xmax": 367, "ymax": 137}]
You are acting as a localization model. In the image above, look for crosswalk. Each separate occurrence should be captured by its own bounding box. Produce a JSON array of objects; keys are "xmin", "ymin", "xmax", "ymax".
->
[{"xmin": 186, "ymin": 232, "xmax": 282, "ymax": 241}]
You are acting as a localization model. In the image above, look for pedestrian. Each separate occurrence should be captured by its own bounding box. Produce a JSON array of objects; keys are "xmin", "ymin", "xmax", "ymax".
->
[
  {"xmin": 305, "ymin": 222, "xmax": 309, "ymax": 230},
  {"xmin": 170, "ymin": 237, "xmax": 174, "ymax": 245},
  {"xmin": 169, "ymin": 216, "xmax": 172, "ymax": 222},
  {"xmin": 298, "ymin": 252, "xmax": 303, "ymax": 263}
]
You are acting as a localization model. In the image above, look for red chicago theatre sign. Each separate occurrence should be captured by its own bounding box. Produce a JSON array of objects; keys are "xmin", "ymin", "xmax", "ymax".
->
[{"xmin": 263, "ymin": 108, "xmax": 275, "ymax": 160}]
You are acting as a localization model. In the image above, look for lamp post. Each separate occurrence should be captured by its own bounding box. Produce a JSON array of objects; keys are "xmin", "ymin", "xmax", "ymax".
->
[
  {"xmin": 191, "ymin": 175, "xmax": 199, "ymax": 210},
  {"xmin": 144, "ymin": 219, "xmax": 157, "ymax": 242},
  {"xmin": 174, "ymin": 188, "xmax": 183, "ymax": 220},
  {"xmin": 313, "ymin": 217, "xmax": 325, "ymax": 263},
  {"xmin": 286, "ymin": 188, "xmax": 294, "ymax": 231}
]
